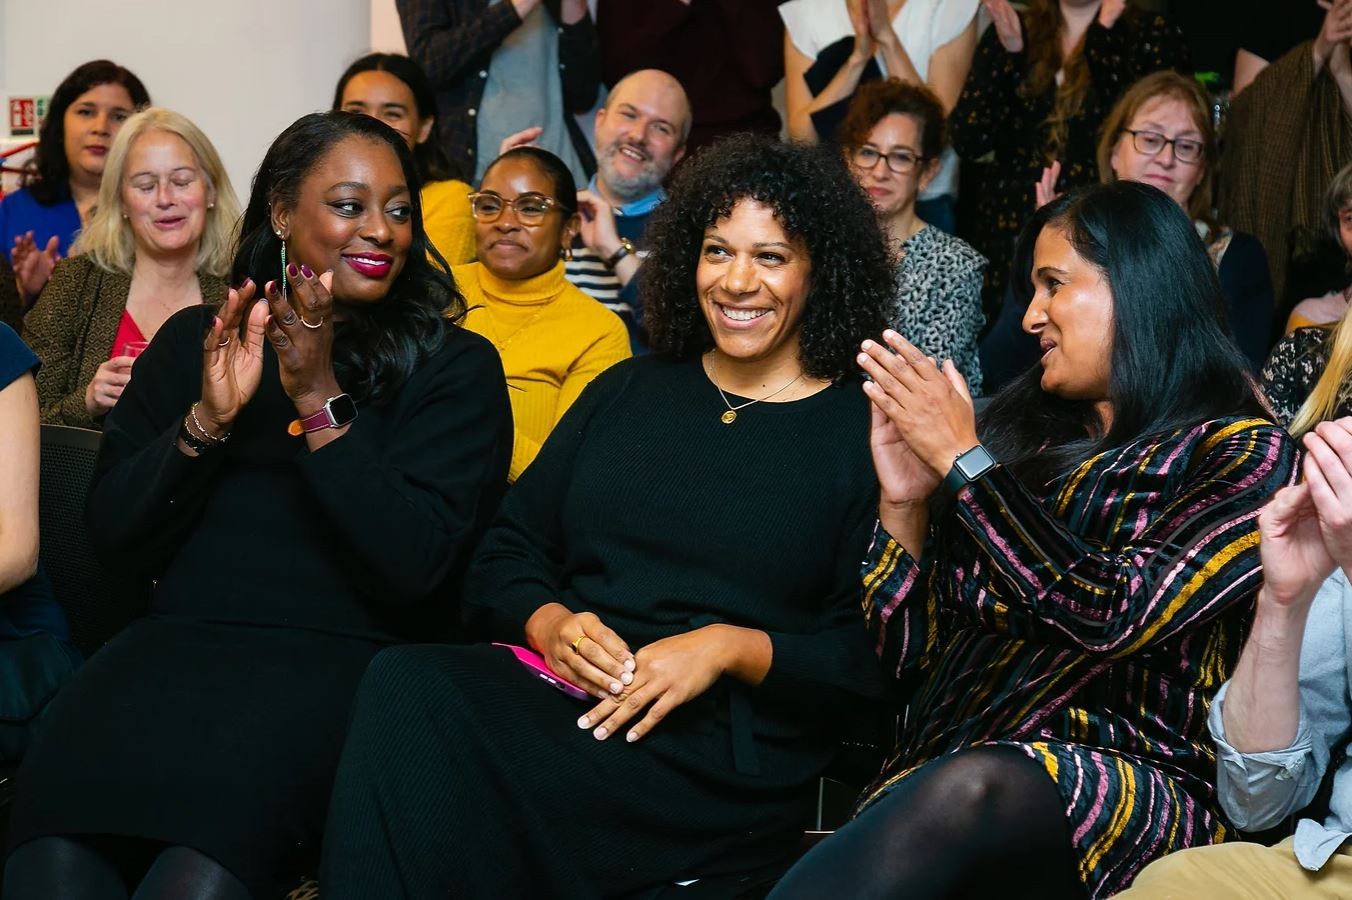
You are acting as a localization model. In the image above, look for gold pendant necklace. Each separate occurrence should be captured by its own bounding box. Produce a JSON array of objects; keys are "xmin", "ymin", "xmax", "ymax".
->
[{"xmin": 708, "ymin": 353, "xmax": 804, "ymax": 425}]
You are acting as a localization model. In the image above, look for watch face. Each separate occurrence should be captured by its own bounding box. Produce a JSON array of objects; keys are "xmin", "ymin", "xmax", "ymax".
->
[
  {"xmin": 327, "ymin": 394, "xmax": 358, "ymax": 426},
  {"xmin": 955, "ymin": 444, "xmax": 996, "ymax": 479}
]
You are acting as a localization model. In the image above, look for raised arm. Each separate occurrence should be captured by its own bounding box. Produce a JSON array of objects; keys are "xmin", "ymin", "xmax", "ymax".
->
[
  {"xmin": 557, "ymin": 1, "xmax": 601, "ymax": 114},
  {"xmin": 950, "ymin": 24, "xmax": 1023, "ymax": 161}
]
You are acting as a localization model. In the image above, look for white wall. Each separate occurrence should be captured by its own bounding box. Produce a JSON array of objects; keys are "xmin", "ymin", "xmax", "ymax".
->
[{"xmin": 2, "ymin": 0, "xmax": 371, "ymax": 201}]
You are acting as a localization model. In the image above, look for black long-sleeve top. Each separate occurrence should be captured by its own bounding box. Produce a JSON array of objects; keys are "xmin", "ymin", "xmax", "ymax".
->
[
  {"xmin": 464, "ymin": 356, "xmax": 887, "ymax": 750},
  {"xmin": 89, "ymin": 306, "xmax": 513, "ymax": 642},
  {"xmin": 396, "ymin": 0, "xmax": 601, "ymax": 180},
  {"xmin": 951, "ymin": 10, "xmax": 1190, "ymax": 299}
]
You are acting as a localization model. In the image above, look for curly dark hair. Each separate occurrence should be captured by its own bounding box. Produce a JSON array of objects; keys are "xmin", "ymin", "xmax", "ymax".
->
[
  {"xmin": 837, "ymin": 78, "xmax": 947, "ymax": 163},
  {"xmin": 24, "ymin": 60, "xmax": 150, "ymax": 206},
  {"xmin": 232, "ymin": 112, "xmax": 459, "ymax": 406},
  {"xmin": 641, "ymin": 134, "xmax": 894, "ymax": 380}
]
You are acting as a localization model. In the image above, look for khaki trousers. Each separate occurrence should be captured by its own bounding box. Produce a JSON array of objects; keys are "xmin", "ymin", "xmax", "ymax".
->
[{"xmin": 1117, "ymin": 837, "xmax": 1352, "ymax": 899}]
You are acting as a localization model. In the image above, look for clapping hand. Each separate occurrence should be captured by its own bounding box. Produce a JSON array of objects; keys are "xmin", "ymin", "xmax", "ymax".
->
[
  {"xmin": 983, "ymin": 0, "xmax": 1024, "ymax": 53},
  {"xmin": 1035, "ymin": 161, "xmax": 1063, "ymax": 210},
  {"xmin": 857, "ymin": 330, "xmax": 978, "ymax": 479},
  {"xmin": 1315, "ymin": 0, "xmax": 1352, "ymax": 70},
  {"xmin": 867, "ymin": 0, "xmax": 900, "ymax": 48},
  {"xmin": 849, "ymin": 0, "xmax": 876, "ymax": 61},
  {"xmin": 263, "ymin": 265, "xmax": 339, "ymax": 411},
  {"xmin": 197, "ymin": 279, "xmax": 268, "ymax": 435},
  {"xmin": 1300, "ymin": 419, "xmax": 1352, "ymax": 575},
  {"xmin": 11, "ymin": 231, "xmax": 60, "ymax": 302}
]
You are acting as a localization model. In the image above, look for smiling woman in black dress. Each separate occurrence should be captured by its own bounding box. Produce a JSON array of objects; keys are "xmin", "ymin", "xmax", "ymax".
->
[{"xmin": 2, "ymin": 112, "xmax": 511, "ymax": 900}]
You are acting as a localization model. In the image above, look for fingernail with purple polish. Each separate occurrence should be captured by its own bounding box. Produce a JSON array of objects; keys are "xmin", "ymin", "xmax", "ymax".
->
[
  {"xmin": 287, "ymin": 263, "xmax": 298, "ymax": 277},
  {"xmin": 300, "ymin": 264, "xmax": 313, "ymax": 278}
]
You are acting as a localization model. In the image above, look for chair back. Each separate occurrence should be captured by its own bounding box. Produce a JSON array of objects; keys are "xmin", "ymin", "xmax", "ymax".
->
[{"xmin": 38, "ymin": 425, "xmax": 148, "ymax": 657}]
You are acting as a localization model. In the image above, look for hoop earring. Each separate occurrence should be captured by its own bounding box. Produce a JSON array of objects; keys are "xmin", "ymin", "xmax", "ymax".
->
[{"xmin": 562, "ymin": 245, "xmax": 573, "ymax": 262}]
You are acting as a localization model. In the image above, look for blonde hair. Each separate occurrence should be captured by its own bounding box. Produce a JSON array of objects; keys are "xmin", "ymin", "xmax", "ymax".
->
[
  {"xmin": 1097, "ymin": 71, "xmax": 1218, "ymax": 233},
  {"xmin": 1290, "ymin": 321, "xmax": 1352, "ymax": 438},
  {"xmin": 73, "ymin": 107, "xmax": 239, "ymax": 277}
]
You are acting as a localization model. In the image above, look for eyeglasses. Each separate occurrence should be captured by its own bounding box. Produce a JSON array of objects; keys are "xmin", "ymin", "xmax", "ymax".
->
[
  {"xmin": 1125, "ymin": 130, "xmax": 1205, "ymax": 164},
  {"xmin": 467, "ymin": 191, "xmax": 559, "ymax": 224},
  {"xmin": 852, "ymin": 146, "xmax": 924, "ymax": 175}
]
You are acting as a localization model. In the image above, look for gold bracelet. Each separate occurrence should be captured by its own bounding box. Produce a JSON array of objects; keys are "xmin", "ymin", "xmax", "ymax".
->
[{"xmin": 189, "ymin": 402, "xmax": 229, "ymax": 444}]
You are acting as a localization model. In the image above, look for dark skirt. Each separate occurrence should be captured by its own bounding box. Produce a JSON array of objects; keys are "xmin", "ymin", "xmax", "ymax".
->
[
  {"xmin": 320, "ymin": 643, "xmax": 815, "ymax": 899},
  {"xmin": 6, "ymin": 615, "xmax": 382, "ymax": 896}
]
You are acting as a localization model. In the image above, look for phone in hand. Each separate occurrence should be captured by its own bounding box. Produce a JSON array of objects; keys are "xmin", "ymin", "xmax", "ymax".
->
[{"xmin": 493, "ymin": 643, "xmax": 591, "ymax": 701}]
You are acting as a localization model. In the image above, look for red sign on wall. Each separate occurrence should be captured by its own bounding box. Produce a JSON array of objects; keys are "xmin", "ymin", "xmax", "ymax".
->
[{"xmin": 9, "ymin": 97, "xmax": 47, "ymax": 137}]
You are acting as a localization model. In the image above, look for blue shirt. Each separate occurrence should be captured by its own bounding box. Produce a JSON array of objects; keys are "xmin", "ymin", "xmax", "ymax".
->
[
  {"xmin": 1211, "ymin": 569, "xmax": 1352, "ymax": 870},
  {"xmin": 0, "ymin": 187, "xmax": 82, "ymax": 264},
  {"xmin": 0, "ymin": 322, "xmax": 66, "ymax": 641}
]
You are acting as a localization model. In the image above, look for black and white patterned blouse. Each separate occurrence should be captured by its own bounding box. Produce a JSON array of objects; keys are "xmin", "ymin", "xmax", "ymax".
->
[
  {"xmin": 893, "ymin": 225, "xmax": 988, "ymax": 395},
  {"xmin": 1260, "ymin": 326, "xmax": 1347, "ymax": 426}
]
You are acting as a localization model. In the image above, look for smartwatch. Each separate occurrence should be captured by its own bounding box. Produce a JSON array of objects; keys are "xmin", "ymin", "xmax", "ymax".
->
[
  {"xmin": 943, "ymin": 444, "xmax": 997, "ymax": 495},
  {"xmin": 297, "ymin": 393, "xmax": 357, "ymax": 434}
]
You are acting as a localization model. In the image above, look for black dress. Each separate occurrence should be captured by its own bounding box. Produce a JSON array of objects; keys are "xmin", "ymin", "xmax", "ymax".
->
[
  {"xmin": 320, "ymin": 356, "xmax": 887, "ymax": 899},
  {"xmin": 5, "ymin": 306, "xmax": 512, "ymax": 895},
  {"xmin": 951, "ymin": 10, "xmax": 1190, "ymax": 302}
]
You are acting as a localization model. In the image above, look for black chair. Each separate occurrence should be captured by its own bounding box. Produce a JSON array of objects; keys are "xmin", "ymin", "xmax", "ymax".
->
[{"xmin": 37, "ymin": 424, "xmax": 149, "ymax": 659}]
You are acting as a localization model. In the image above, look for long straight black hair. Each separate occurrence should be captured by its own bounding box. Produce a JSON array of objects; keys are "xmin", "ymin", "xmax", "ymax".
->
[
  {"xmin": 980, "ymin": 180, "xmax": 1267, "ymax": 488},
  {"xmin": 232, "ymin": 111, "xmax": 462, "ymax": 405}
]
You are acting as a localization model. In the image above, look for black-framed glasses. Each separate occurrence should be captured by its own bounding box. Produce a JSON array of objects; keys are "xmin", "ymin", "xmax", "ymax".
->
[
  {"xmin": 467, "ymin": 191, "xmax": 559, "ymax": 224},
  {"xmin": 1125, "ymin": 130, "xmax": 1205, "ymax": 164},
  {"xmin": 851, "ymin": 146, "xmax": 924, "ymax": 175}
]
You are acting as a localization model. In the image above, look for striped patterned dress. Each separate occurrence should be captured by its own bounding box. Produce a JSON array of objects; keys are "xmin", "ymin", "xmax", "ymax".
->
[{"xmin": 857, "ymin": 417, "xmax": 1296, "ymax": 897}]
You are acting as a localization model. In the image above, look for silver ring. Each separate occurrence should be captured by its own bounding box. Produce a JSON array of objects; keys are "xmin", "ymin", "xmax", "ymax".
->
[
  {"xmin": 217, "ymin": 336, "xmax": 231, "ymax": 347},
  {"xmin": 299, "ymin": 314, "xmax": 324, "ymax": 330}
]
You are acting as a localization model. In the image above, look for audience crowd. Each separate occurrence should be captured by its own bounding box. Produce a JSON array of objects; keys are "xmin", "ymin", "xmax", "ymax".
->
[{"xmin": 2, "ymin": 1, "xmax": 1352, "ymax": 897}]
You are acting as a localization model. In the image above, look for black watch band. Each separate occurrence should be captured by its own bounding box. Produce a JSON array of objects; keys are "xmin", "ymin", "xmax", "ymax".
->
[
  {"xmin": 943, "ymin": 444, "xmax": 997, "ymax": 495},
  {"xmin": 178, "ymin": 420, "xmax": 217, "ymax": 454},
  {"xmin": 603, "ymin": 238, "xmax": 636, "ymax": 270}
]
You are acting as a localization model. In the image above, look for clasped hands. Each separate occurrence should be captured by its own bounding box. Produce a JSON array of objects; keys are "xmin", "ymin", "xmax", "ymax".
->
[
  {"xmin": 1259, "ymin": 418, "xmax": 1352, "ymax": 609},
  {"xmin": 195, "ymin": 263, "xmax": 340, "ymax": 440},
  {"xmin": 525, "ymin": 603, "xmax": 741, "ymax": 745},
  {"xmin": 858, "ymin": 330, "xmax": 979, "ymax": 508}
]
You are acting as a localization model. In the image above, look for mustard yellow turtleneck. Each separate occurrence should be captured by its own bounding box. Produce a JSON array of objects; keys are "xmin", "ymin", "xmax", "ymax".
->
[{"xmin": 454, "ymin": 261, "xmax": 631, "ymax": 481}]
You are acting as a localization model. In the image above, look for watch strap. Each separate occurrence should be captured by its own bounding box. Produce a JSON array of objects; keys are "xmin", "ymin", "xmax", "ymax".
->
[
  {"xmin": 603, "ymin": 238, "xmax": 636, "ymax": 269},
  {"xmin": 943, "ymin": 444, "xmax": 996, "ymax": 495},
  {"xmin": 299, "ymin": 405, "xmax": 336, "ymax": 433}
]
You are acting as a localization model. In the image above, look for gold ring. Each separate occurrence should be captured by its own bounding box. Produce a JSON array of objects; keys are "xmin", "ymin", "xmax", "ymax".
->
[
  {"xmin": 299, "ymin": 314, "xmax": 324, "ymax": 330},
  {"xmin": 217, "ymin": 336, "xmax": 231, "ymax": 347},
  {"xmin": 570, "ymin": 635, "xmax": 587, "ymax": 655}
]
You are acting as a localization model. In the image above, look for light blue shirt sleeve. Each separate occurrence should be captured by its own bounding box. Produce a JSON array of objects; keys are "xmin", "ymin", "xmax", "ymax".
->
[{"xmin": 1210, "ymin": 572, "xmax": 1352, "ymax": 834}]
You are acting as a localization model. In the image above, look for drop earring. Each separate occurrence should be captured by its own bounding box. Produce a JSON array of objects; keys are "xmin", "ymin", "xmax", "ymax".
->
[
  {"xmin": 277, "ymin": 230, "xmax": 289, "ymax": 302},
  {"xmin": 563, "ymin": 245, "xmax": 573, "ymax": 262}
]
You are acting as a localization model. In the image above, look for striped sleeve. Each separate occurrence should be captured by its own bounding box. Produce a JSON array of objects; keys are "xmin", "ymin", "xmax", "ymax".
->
[
  {"xmin": 954, "ymin": 419, "xmax": 1296, "ymax": 657},
  {"xmin": 860, "ymin": 525, "xmax": 942, "ymax": 679}
]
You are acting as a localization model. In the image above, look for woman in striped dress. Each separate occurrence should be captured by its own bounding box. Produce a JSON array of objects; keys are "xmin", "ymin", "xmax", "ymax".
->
[{"xmin": 769, "ymin": 181, "xmax": 1297, "ymax": 899}]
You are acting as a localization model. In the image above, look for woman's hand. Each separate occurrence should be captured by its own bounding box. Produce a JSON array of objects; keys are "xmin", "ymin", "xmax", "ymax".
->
[
  {"xmin": 1301, "ymin": 419, "xmax": 1352, "ymax": 575},
  {"xmin": 848, "ymin": 0, "xmax": 876, "ymax": 62},
  {"xmin": 1258, "ymin": 481, "xmax": 1333, "ymax": 610},
  {"xmin": 1035, "ymin": 161, "xmax": 1062, "ymax": 210},
  {"xmin": 199, "ymin": 279, "xmax": 268, "ymax": 433},
  {"xmin": 1097, "ymin": 0, "xmax": 1127, "ymax": 29},
  {"xmin": 577, "ymin": 626, "xmax": 734, "ymax": 743},
  {"xmin": 1314, "ymin": 0, "xmax": 1352, "ymax": 72},
  {"xmin": 83, "ymin": 356, "xmax": 135, "ymax": 417},
  {"xmin": 867, "ymin": 0, "xmax": 900, "ymax": 47},
  {"xmin": 12, "ymin": 231, "xmax": 60, "ymax": 302},
  {"xmin": 525, "ymin": 602, "xmax": 636, "ymax": 699},
  {"xmin": 867, "ymin": 392, "xmax": 940, "ymax": 506},
  {"xmin": 983, "ymin": 0, "xmax": 1024, "ymax": 53},
  {"xmin": 857, "ymin": 330, "xmax": 978, "ymax": 478},
  {"xmin": 497, "ymin": 126, "xmax": 544, "ymax": 157},
  {"xmin": 263, "ymin": 265, "xmax": 340, "ymax": 413}
]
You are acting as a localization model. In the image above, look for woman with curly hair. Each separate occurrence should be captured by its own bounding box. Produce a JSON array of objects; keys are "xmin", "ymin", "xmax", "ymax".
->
[
  {"xmin": 770, "ymin": 181, "xmax": 1295, "ymax": 899},
  {"xmin": 318, "ymin": 133, "xmax": 896, "ymax": 898}
]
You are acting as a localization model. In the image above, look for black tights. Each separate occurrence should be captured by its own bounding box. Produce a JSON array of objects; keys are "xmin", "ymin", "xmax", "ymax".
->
[
  {"xmin": 769, "ymin": 746, "xmax": 1086, "ymax": 900},
  {"xmin": 2, "ymin": 836, "xmax": 251, "ymax": 900}
]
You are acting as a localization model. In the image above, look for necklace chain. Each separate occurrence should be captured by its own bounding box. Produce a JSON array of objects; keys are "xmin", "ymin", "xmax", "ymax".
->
[{"xmin": 708, "ymin": 352, "xmax": 805, "ymax": 425}]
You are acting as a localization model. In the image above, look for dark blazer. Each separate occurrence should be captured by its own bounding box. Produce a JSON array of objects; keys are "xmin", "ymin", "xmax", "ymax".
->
[
  {"xmin": 396, "ymin": 0, "xmax": 601, "ymax": 180},
  {"xmin": 22, "ymin": 255, "xmax": 227, "ymax": 428}
]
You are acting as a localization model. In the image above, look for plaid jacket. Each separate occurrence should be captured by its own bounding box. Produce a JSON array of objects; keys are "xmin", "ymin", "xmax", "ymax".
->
[{"xmin": 396, "ymin": 0, "xmax": 600, "ymax": 182}]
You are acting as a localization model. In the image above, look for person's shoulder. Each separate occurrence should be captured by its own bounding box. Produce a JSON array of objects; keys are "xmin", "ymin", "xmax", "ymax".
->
[
  {"xmin": 919, "ymin": 227, "xmax": 987, "ymax": 270},
  {"xmin": 1191, "ymin": 415, "xmax": 1294, "ymax": 457},
  {"xmin": 1289, "ymin": 294, "xmax": 1347, "ymax": 329},
  {"xmin": 427, "ymin": 322, "xmax": 503, "ymax": 379},
  {"xmin": 560, "ymin": 282, "xmax": 629, "ymax": 332},
  {"xmin": 0, "ymin": 321, "xmax": 38, "ymax": 389},
  {"xmin": 33, "ymin": 254, "xmax": 100, "ymax": 303},
  {"xmin": 1279, "ymin": 324, "xmax": 1335, "ymax": 357},
  {"xmin": 423, "ymin": 178, "xmax": 472, "ymax": 202},
  {"xmin": 779, "ymin": 0, "xmax": 851, "ymax": 54}
]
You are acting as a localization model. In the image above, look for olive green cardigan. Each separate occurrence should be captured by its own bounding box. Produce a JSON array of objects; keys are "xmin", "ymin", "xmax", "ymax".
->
[{"xmin": 22, "ymin": 255, "xmax": 227, "ymax": 429}]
